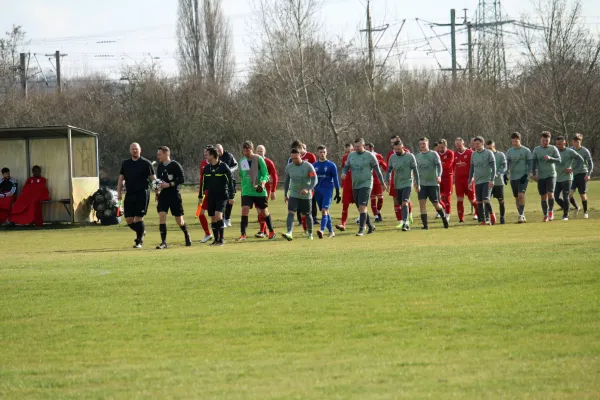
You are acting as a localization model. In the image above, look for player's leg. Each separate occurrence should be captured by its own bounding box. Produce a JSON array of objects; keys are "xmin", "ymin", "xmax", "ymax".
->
[
  {"xmin": 376, "ymin": 194, "xmax": 384, "ymax": 220},
  {"xmin": 238, "ymin": 196, "xmax": 252, "ymax": 241},
  {"xmin": 259, "ymin": 197, "xmax": 276, "ymax": 240},
  {"xmin": 304, "ymin": 199, "xmax": 314, "ymax": 240},
  {"xmin": 569, "ymin": 176, "xmax": 581, "ymax": 215},
  {"xmin": 430, "ymin": 187, "xmax": 449, "ymax": 229},
  {"xmin": 468, "ymin": 182, "xmax": 478, "ymax": 220},
  {"xmin": 255, "ymin": 210, "xmax": 266, "ymax": 238},
  {"xmin": 355, "ymin": 188, "xmax": 371, "ymax": 236},
  {"xmin": 320, "ymin": 191, "xmax": 334, "ymax": 237},
  {"xmin": 198, "ymin": 195, "xmax": 212, "ymax": 241},
  {"xmin": 554, "ymin": 183, "xmax": 565, "ymax": 212},
  {"xmin": 482, "ymin": 184, "xmax": 494, "ymax": 224},
  {"xmin": 171, "ymin": 194, "xmax": 190, "ymax": 246},
  {"xmin": 392, "ymin": 192, "xmax": 402, "ymax": 222},
  {"xmin": 571, "ymin": 173, "xmax": 588, "ymax": 218},
  {"xmin": 494, "ymin": 186, "xmax": 505, "ymax": 224},
  {"xmin": 560, "ymin": 182, "xmax": 571, "ymax": 220},
  {"xmin": 394, "ymin": 190, "xmax": 404, "ymax": 229},
  {"xmin": 311, "ymin": 196, "xmax": 318, "ymax": 224},
  {"xmin": 156, "ymin": 209, "xmax": 169, "ymax": 249},
  {"xmin": 283, "ymin": 198, "xmax": 298, "ymax": 241},
  {"xmin": 538, "ymin": 179, "xmax": 549, "ymax": 221},
  {"xmin": 455, "ymin": 180, "xmax": 466, "ymax": 223},
  {"xmin": 418, "ymin": 188, "xmax": 429, "ymax": 230},
  {"xmin": 547, "ymin": 177, "xmax": 556, "ymax": 220},
  {"xmin": 131, "ymin": 190, "xmax": 150, "ymax": 248},
  {"xmin": 400, "ymin": 187, "xmax": 413, "ymax": 231},
  {"xmin": 123, "ymin": 193, "xmax": 138, "ymax": 243},
  {"xmin": 224, "ymin": 200, "xmax": 234, "ymax": 227}
]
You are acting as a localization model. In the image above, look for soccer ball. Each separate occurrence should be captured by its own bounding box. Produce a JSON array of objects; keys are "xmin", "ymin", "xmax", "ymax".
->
[
  {"xmin": 94, "ymin": 193, "xmax": 105, "ymax": 203},
  {"xmin": 103, "ymin": 209, "xmax": 114, "ymax": 218},
  {"xmin": 97, "ymin": 203, "xmax": 106, "ymax": 212},
  {"xmin": 151, "ymin": 179, "xmax": 164, "ymax": 191}
]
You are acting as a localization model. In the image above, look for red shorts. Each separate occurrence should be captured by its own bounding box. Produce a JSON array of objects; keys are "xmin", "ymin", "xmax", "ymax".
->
[
  {"xmin": 440, "ymin": 176, "xmax": 453, "ymax": 196},
  {"xmin": 200, "ymin": 192, "xmax": 209, "ymax": 210},
  {"xmin": 372, "ymin": 180, "xmax": 383, "ymax": 196},
  {"xmin": 455, "ymin": 177, "xmax": 474, "ymax": 200}
]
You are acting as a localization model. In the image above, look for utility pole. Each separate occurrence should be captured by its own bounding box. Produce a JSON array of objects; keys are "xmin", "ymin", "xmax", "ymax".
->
[
  {"xmin": 366, "ymin": 0, "xmax": 374, "ymax": 88},
  {"xmin": 19, "ymin": 53, "xmax": 27, "ymax": 98},
  {"xmin": 55, "ymin": 50, "xmax": 62, "ymax": 93},
  {"xmin": 467, "ymin": 22, "xmax": 473, "ymax": 82},
  {"xmin": 450, "ymin": 9, "xmax": 457, "ymax": 84}
]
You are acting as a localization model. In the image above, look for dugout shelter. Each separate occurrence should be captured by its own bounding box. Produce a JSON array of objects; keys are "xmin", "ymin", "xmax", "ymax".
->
[{"xmin": 0, "ymin": 126, "xmax": 99, "ymax": 223}]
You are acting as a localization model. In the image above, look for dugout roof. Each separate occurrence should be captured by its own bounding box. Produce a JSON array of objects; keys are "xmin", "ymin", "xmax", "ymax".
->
[{"xmin": 0, "ymin": 125, "xmax": 98, "ymax": 139}]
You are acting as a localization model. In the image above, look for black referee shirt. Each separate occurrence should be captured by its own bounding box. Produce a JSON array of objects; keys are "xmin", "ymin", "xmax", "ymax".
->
[
  {"xmin": 156, "ymin": 160, "xmax": 185, "ymax": 193},
  {"xmin": 119, "ymin": 157, "xmax": 154, "ymax": 192},
  {"xmin": 201, "ymin": 161, "xmax": 235, "ymax": 200}
]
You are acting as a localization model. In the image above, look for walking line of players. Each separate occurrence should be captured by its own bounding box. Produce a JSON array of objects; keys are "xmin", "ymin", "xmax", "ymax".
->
[{"xmin": 117, "ymin": 131, "xmax": 593, "ymax": 248}]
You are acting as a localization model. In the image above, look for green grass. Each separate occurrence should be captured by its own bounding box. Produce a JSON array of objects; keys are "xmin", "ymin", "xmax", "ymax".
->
[{"xmin": 1, "ymin": 183, "xmax": 599, "ymax": 399}]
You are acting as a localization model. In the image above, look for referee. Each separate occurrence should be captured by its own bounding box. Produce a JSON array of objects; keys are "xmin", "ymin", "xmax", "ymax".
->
[
  {"xmin": 200, "ymin": 147, "xmax": 235, "ymax": 246},
  {"xmin": 117, "ymin": 142, "xmax": 156, "ymax": 249},
  {"xmin": 155, "ymin": 146, "xmax": 191, "ymax": 249},
  {"xmin": 215, "ymin": 144, "xmax": 238, "ymax": 227}
]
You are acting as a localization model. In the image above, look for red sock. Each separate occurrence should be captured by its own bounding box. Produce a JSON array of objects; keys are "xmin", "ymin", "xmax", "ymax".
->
[
  {"xmin": 370, "ymin": 198, "xmax": 378, "ymax": 216},
  {"xmin": 394, "ymin": 205, "xmax": 402, "ymax": 221},
  {"xmin": 442, "ymin": 196, "xmax": 451, "ymax": 215},
  {"xmin": 302, "ymin": 216, "xmax": 307, "ymax": 231},
  {"xmin": 438, "ymin": 198, "xmax": 446, "ymax": 210},
  {"xmin": 258, "ymin": 214, "xmax": 267, "ymax": 234},
  {"xmin": 199, "ymin": 214, "xmax": 210, "ymax": 235},
  {"xmin": 408, "ymin": 201, "xmax": 413, "ymax": 213},
  {"xmin": 377, "ymin": 197, "xmax": 383, "ymax": 213},
  {"xmin": 457, "ymin": 201, "xmax": 464, "ymax": 221},
  {"xmin": 472, "ymin": 200, "xmax": 478, "ymax": 215},
  {"xmin": 341, "ymin": 203, "xmax": 349, "ymax": 225}
]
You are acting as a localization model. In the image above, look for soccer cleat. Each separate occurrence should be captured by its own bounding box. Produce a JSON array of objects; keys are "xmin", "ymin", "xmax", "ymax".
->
[
  {"xmin": 434, "ymin": 213, "xmax": 441, "ymax": 219},
  {"xmin": 316, "ymin": 230, "xmax": 324, "ymax": 239},
  {"xmin": 209, "ymin": 240, "xmax": 219, "ymax": 246},
  {"xmin": 133, "ymin": 243, "xmax": 142, "ymax": 249},
  {"xmin": 442, "ymin": 216, "xmax": 449, "ymax": 229},
  {"xmin": 355, "ymin": 216, "xmax": 361, "ymax": 225},
  {"xmin": 200, "ymin": 234, "xmax": 213, "ymax": 243},
  {"xmin": 420, "ymin": 226, "xmax": 429, "ymax": 230},
  {"xmin": 307, "ymin": 233, "xmax": 314, "ymax": 240},
  {"xmin": 224, "ymin": 219, "xmax": 231, "ymax": 228},
  {"xmin": 548, "ymin": 211, "xmax": 554, "ymax": 221},
  {"xmin": 480, "ymin": 221, "xmax": 488, "ymax": 226},
  {"xmin": 134, "ymin": 231, "xmax": 147, "ymax": 245},
  {"xmin": 367, "ymin": 225, "xmax": 376, "ymax": 234},
  {"xmin": 328, "ymin": 231, "xmax": 336, "ymax": 238},
  {"xmin": 490, "ymin": 213, "xmax": 496, "ymax": 225},
  {"xmin": 522, "ymin": 215, "xmax": 527, "ymax": 223},
  {"xmin": 446, "ymin": 215, "xmax": 451, "ymax": 223},
  {"xmin": 583, "ymin": 212, "xmax": 589, "ymax": 219},
  {"xmin": 459, "ymin": 218, "xmax": 465, "ymax": 223},
  {"xmin": 156, "ymin": 242, "xmax": 168, "ymax": 250},
  {"xmin": 500, "ymin": 217, "xmax": 505, "ymax": 225},
  {"xmin": 396, "ymin": 222, "xmax": 404, "ymax": 230},
  {"xmin": 543, "ymin": 215, "xmax": 548, "ymax": 222},
  {"xmin": 236, "ymin": 235, "xmax": 247, "ymax": 242},
  {"xmin": 573, "ymin": 207, "xmax": 580, "ymax": 217},
  {"xmin": 473, "ymin": 214, "xmax": 479, "ymax": 220},
  {"xmin": 268, "ymin": 231, "xmax": 277, "ymax": 240},
  {"xmin": 335, "ymin": 224, "xmax": 346, "ymax": 231},
  {"xmin": 282, "ymin": 232, "xmax": 293, "ymax": 241},
  {"xmin": 255, "ymin": 232, "xmax": 266, "ymax": 239},
  {"xmin": 356, "ymin": 230, "xmax": 364, "ymax": 236},
  {"xmin": 402, "ymin": 224, "xmax": 409, "ymax": 232},
  {"xmin": 562, "ymin": 217, "xmax": 569, "ymax": 221},
  {"xmin": 185, "ymin": 236, "xmax": 192, "ymax": 247}
]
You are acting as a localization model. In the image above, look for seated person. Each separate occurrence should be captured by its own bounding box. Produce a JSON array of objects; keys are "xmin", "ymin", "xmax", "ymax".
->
[
  {"xmin": 4, "ymin": 166, "xmax": 50, "ymax": 227},
  {"xmin": 0, "ymin": 167, "xmax": 18, "ymax": 223}
]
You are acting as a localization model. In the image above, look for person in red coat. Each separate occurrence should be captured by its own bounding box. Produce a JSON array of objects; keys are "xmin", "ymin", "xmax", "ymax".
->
[
  {"xmin": 4, "ymin": 166, "xmax": 49, "ymax": 227},
  {"xmin": 255, "ymin": 145, "xmax": 278, "ymax": 238},
  {"xmin": 0, "ymin": 167, "xmax": 18, "ymax": 224}
]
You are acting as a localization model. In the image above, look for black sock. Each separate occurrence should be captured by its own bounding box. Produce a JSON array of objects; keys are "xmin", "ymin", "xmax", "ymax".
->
[
  {"xmin": 180, "ymin": 223, "xmax": 189, "ymax": 237},
  {"xmin": 264, "ymin": 214, "xmax": 274, "ymax": 232},
  {"xmin": 312, "ymin": 198, "xmax": 318, "ymax": 220},
  {"xmin": 217, "ymin": 219, "xmax": 225, "ymax": 241},
  {"xmin": 477, "ymin": 203, "xmax": 485, "ymax": 222},
  {"xmin": 541, "ymin": 200, "xmax": 548, "ymax": 216},
  {"xmin": 499, "ymin": 202, "xmax": 505, "ymax": 218},
  {"xmin": 485, "ymin": 203, "xmax": 493, "ymax": 219},
  {"xmin": 159, "ymin": 223, "xmax": 167, "ymax": 242},
  {"xmin": 127, "ymin": 223, "xmax": 136, "ymax": 232},
  {"xmin": 420, "ymin": 213, "xmax": 428, "ymax": 228},
  {"xmin": 437, "ymin": 208, "xmax": 446, "ymax": 218},
  {"xmin": 241, "ymin": 216, "xmax": 248, "ymax": 235},
  {"xmin": 359, "ymin": 213, "xmax": 366, "ymax": 230},
  {"xmin": 548, "ymin": 198, "xmax": 554, "ymax": 212},
  {"xmin": 225, "ymin": 203, "xmax": 233, "ymax": 220},
  {"xmin": 211, "ymin": 222, "xmax": 218, "ymax": 240},
  {"xmin": 570, "ymin": 197, "xmax": 579, "ymax": 209},
  {"xmin": 517, "ymin": 204, "xmax": 525, "ymax": 216},
  {"xmin": 297, "ymin": 210, "xmax": 302, "ymax": 225},
  {"xmin": 366, "ymin": 213, "xmax": 373, "ymax": 228},
  {"xmin": 555, "ymin": 197, "xmax": 565, "ymax": 211},
  {"xmin": 134, "ymin": 221, "xmax": 145, "ymax": 241},
  {"xmin": 583, "ymin": 200, "xmax": 588, "ymax": 213}
]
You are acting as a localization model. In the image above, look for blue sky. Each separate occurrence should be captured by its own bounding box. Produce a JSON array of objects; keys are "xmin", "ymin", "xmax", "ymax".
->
[{"xmin": 2, "ymin": 0, "xmax": 599, "ymax": 81}]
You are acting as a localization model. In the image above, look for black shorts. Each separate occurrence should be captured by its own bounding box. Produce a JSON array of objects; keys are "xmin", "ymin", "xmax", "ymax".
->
[
  {"xmin": 418, "ymin": 185, "xmax": 440, "ymax": 203},
  {"xmin": 395, "ymin": 187, "xmax": 412, "ymax": 203},
  {"xmin": 157, "ymin": 189, "xmax": 184, "ymax": 217},
  {"xmin": 510, "ymin": 176, "xmax": 529, "ymax": 198},
  {"xmin": 353, "ymin": 187, "xmax": 372, "ymax": 206},
  {"xmin": 207, "ymin": 197, "xmax": 227, "ymax": 217},
  {"xmin": 124, "ymin": 190, "xmax": 150, "ymax": 218},
  {"xmin": 475, "ymin": 182, "xmax": 492, "ymax": 202},
  {"xmin": 491, "ymin": 185, "xmax": 504, "ymax": 200},
  {"xmin": 288, "ymin": 197, "xmax": 312, "ymax": 214},
  {"xmin": 537, "ymin": 177, "xmax": 556, "ymax": 196},
  {"xmin": 241, "ymin": 195, "xmax": 268, "ymax": 210},
  {"xmin": 571, "ymin": 173, "xmax": 588, "ymax": 194}
]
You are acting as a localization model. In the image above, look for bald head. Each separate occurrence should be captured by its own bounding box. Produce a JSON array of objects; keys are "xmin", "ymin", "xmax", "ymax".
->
[
  {"xmin": 215, "ymin": 144, "xmax": 224, "ymax": 156},
  {"xmin": 256, "ymin": 145, "xmax": 266, "ymax": 157},
  {"xmin": 130, "ymin": 142, "xmax": 141, "ymax": 160}
]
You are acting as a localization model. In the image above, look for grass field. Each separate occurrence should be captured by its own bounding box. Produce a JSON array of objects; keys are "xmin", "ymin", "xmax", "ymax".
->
[{"xmin": 1, "ymin": 183, "xmax": 599, "ymax": 399}]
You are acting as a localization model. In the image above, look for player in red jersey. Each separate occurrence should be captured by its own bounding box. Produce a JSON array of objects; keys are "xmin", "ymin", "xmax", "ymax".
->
[
  {"xmin": 335, "ymin": 143, "xmax": 354, "ymax": 231},
  {"xmin": 197, "ymin": 146, "xmax": 214, "ymax": 243},
  {"xmin": 365, "ymin": 142, "xmax": 388, "ymax": 222},
  {"xmin": 437, "ymin": 139, "xmax": 454, "ymax": 220},
  {"xmin": 255, "ymin": 144, "xmax": 278, "ymax": 238},
  {"xmin": 386, "ymin": 135, "xmax": 413, "ymax": 223},
  {"xmin": 453, "ymin": 137, "xmax": 477, "ymax": 222}
]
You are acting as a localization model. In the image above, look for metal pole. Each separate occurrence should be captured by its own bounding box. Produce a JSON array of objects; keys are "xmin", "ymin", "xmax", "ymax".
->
[
  {"xmin": 67, "ymin": 127, "xmax": 74, "ymax": 222},
  {"xmin": 467, "ymin": 22, "xmax": 473, "ymax": 82},
  {"xmin": 55, "ymin": 50, "xmax": 62, "ymax": 93},
  {"xmin": 451, "ymin": 9, "xmax": 457, "ymax": 84},
  {"xmin": 19, "ymin": 53, "xmax": 27, "ymax": 98}
]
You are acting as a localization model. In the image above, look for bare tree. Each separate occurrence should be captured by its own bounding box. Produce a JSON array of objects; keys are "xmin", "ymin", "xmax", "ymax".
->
[{"xmin": 177, "ymin": 0, "xmax": 234, "ymax": 89}]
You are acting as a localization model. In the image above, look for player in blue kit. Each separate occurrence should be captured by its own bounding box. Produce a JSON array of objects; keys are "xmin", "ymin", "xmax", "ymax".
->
[{"xmin": 313, "ymin": 145, "xmax": 341, "ymax": 239}]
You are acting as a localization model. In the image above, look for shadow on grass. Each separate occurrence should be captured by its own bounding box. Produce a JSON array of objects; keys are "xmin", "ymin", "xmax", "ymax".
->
[{"xmin": 52, "ymin": 248, "xmax": 125, "ymax": 254}]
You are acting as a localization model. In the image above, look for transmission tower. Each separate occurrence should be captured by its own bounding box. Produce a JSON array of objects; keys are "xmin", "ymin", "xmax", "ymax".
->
[{"xmin": 475, "ymin": 0, "xmax": 508, "ymax": 86}]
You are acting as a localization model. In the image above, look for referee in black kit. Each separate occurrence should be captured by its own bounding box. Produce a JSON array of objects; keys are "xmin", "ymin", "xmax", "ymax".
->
[
  {"xmin": 199, "ymin": 147, "xmax": 235, "ymax": 246},
  {"xmin": 215, "ymin": 144, "xmax": 238, "ymax": 227},
  {"xmin": 117, "ymin": 142, "xmax": 156, "ymax": 249},
  {"xmin": 155, "ymin": 146, "xmax": 191, "ymax": 249}
]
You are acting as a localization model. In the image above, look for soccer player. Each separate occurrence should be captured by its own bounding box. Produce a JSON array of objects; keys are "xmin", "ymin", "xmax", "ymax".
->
[
  {"xmin": 335, "ymin": 143, "xmax": 355, "ymax": 231},
  {"xmin": 453, "ymin": 137, "xmax": 477, "ymax": 223},
  {"xmin": 0, "ymin": 167, "xmax": 18, "ymax": 224},
  {"xmin": 386, "ymin": 139, "xmax": 419, "ymax": 231},
  {"xmin": 199, "ymin": 147, "xmax": 235, "ymax": 245},
  {"xmin": 506, "ymin": 132, "xmax": 533, "ymax": 223},
  {"xmin": 532, "ymin": 131, "xmax": 561, "ymax": 222},
  {"xmin": 569, "ymin": 133, "xmax": 594, "ymax": 218},
  {"xmin": 289, "ymin": 140, "xmax": 318, "ymax": 230},
  {"xmin": 342, "ymin": 138, "xmax": 387, "ymax": 236},
  {"xmin": 365, "ymin": 142, "xmax": 388, "ymax": 222},
  {"xmin": 469, "ymin": 137, "xmax": 497, "ymax": 225},
  {"xmin": 255, "ymin": 145, "xmax": 278, "ymax": 238},
  {"xmin": 415, "ymin": 137, "xmax": 449, "ymax": 230},
  {"xmin": 197, "ymin": 146, "xmax": 215, "ymax": 243},
  {"xmin": 238, "ymin": 141, "xmax": 275, "ymax": 241},
  {"xmin": 282, "ymin": 148, "xmax": 318, "ymax": 241},
  {"xmin": 437, "ymin": 139, "xmax": 454, "ymax": 221},
  {"xmin": 313, "ymin": 145, "xmax": 341, "ymax": 238},
  {"xmin": 486, "ymin": 140, "xmax": 507, "ymax": 224},
  {"xmin": 117, "ymin": 143, "xmax": 156, "ymax": 249},
  {"xmin": 215, "ymin": 144, "xmax": 238, "ymax": 227},
  {"xmin": 155, "ymin": 146, "xmax": 191, "ymax": 249},
  {"xmin": 554, "ymin": 136, "xmax": 584, "ymax": 221},
  {"xmin": 386, "ymin": 135, "xmax": 413, "ymax": 224}
]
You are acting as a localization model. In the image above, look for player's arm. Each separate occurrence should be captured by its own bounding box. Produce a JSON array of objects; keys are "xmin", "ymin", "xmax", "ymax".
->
[
  {"xmin": 488, "ymin": 153, "xmax": 496, "ymax": 185},
  {"xmin": 283, "ymin": 168, "xmax": 291, "ymax": 199},
  {"xmin": 411, "ymin": 157, "xmax": 420, "ymax": 189},
  {"xmin": 530, "ymin": 151, "xmax": 538, "ymax": 176},
  {"xmin": 506, "ymin": 152, "xmax": 512, "ymax": 179},
  {"xmin": 341, "ymin": 158, "xmax": 351, "ymax": 176},
  {"xmin": 268, "ymin": 161, "xmax": 278, "ymax": 194},
  {"xmin": 228, "ymin": 154, "xmax": 238, "ymax": 173},
  {"xmin": 1, "ymin": 179, "xmax": 17, "ymax": 197},
  {"xmin": 305, "ymin": 165, "xmax": 318, "ymax": 193},
  {"xmin": 169, "ymin": 162, "xmax": 185, "ymax": 188},
  {"xmin": 223, "ymin": 164, "xmax": 235, "ymax": 200},
  {"xmin": 434, "ymin": 152, "xmax": 442, "ymax": 181},
  {"xmin": 258, "ymin": 156, "xmax": 269, "ymax": 186},
  {"xmin": 147, "ymin": 159, "xmax": 156, "ymax": 182},
  {"xmin": 468, "ymin": 160, "xmax": 475, "ymax": 183},
  {"xmin": 497, "ymin": 153, "xmax": 507, "ymax": 177},
  {"xmin": 385, "ymin": 162, "xmax": 392, "ymax": 182},
  {"xmin": 331, "ymin": 163, "xmax": 341, "ymax": 191},
  {"xmin": 370, "ymin": 154, "xmax": 386, "ymax": 186},
  {"xmin": 199, "ymin": 165, "xmax": 207, "ymax": 201},
  {"xmin": 547, "ymin": 147, "xmax": 561, "ymax": 163},
  {"xmin": 584, "ymin": 148, "xmax": 594, "ymax": 177},
  {"xmin": 571, "ymin": 151, "xmax": 585, "ymax": 172}
]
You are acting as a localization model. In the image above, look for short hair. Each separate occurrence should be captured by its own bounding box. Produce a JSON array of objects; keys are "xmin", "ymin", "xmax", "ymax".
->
[
  {"xmin": 511, "ymin": 132, "xmax": 521, "ymax": 140},
  {"xmin": 541, "ymin": 131, "xmax": 551, "ymax": 139},
  {"xmin": 485, "ymin": 139, "xmax": 495, "ymax": 146},
  {"xmin": 344, "ymin": 143, "xmax": 352, "ymax": 148},
  {"xmin": 474, "ymin": 136, "xmax": 484, "ymax": 143},
  {"xmin": 204, "ymin": 145, "xmax": 214, "ymax": 150},
  {"xmin": 555, "ymin": 136, "xmax": 566, "ymax": 141},
  {"xmin": 317, "ymin": 145, "xmax": 326, "ymax": 151},
  {"xmin": 1, "ymin": 167, "xmax": 9, "ymax": 174},
  {"xmin": 455, "ymin": 137, "xmax": 464, "ymax": 142},
  {"xmin": 242, "ymin": 141, "xmax": 254, "ymax": 149},
  {"xmin": 390, "ymin": 135, "xmax": 400, "ymax": 140},
  {"xmin": 419, "ymin": 137, "xmax": 429, "ymax": 142},
  {"xmin": 32, "ymin": 165, "xmax": 41, "ymax": 172},
  {"xmin": 290, "ymin": 148, "xmax": 301, "ymax": 155},
  {"xmin": 206, "ymin": 147, "xmax": 218, "ymax": 158},
  {"xmin": 157, "ymin": 146, "xmax": 170, "ymax": 153},
  {"xmin": 573, "ymin": 133, "xmax": 583, "ymax": 141},
  {"xmin": 291, "ymin": 140, "xmax": 303, "ymax": 149},
  {"xmin": 354, "ymin": 138, "xmax": 365, "ymax": 145},
  {"xmin": 366, "ymin": 142, "xmax": 375, "ymax": 149},
  {"xmin": 438, "ymin": 139, "xmax": 447, "ymax": 146},
  {"xmin": 393, "ymin": 139, "xmax": 404, "ymax": 147}
]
